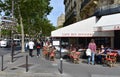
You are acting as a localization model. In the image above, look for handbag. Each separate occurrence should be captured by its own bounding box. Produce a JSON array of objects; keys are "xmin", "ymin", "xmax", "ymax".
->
[{"xmin": 86, "ymin": 48, "xmax": 91, "ymax": 56}]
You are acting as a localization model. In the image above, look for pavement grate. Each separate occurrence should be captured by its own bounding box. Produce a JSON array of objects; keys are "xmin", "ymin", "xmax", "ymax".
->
[
  {"xmin": 18, "ymin": 64, "xmax": 33, "ymax": 68},
  {"xmin": 10, "ymin": 68, "xmax": 18, "ymax": 70}
]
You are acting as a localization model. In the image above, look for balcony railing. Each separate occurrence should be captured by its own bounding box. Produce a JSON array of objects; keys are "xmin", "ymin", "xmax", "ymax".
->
[
  {"xmin": 93, "ymin": 4, "xmax": 120, "ymax": 16},
  {"xmin": 81, "ymin": 0, "xmax": 91, "ymax": 10},
  {"xmin": 65, "ymin": 9, "xmax": 77, "ymax": 20},
  {"xmin": 100, "ymin": 4, "xmax": 120, "ymax": 11}
]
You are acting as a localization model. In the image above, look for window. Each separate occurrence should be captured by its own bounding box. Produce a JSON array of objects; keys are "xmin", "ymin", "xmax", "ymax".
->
[{"xmin": 109, "ymin": 0, "xmax": 114, "ymax": 4}]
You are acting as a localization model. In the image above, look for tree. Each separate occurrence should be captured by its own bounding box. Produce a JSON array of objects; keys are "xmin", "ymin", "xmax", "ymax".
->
[{"xmin": 0, "ymin": 0, "xmax": 53, "ymax": 52}]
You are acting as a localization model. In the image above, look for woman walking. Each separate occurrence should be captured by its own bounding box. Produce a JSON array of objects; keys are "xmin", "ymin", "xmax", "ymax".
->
[{"xmin": 88, "ymin": 39, "xmax": 97, "ymax": 65}]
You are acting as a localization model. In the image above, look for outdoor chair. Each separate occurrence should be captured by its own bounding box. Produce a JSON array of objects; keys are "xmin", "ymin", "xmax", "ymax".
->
[{"xmin": 104, "ymin": 52, "xmax": 118, "ymax": 67}]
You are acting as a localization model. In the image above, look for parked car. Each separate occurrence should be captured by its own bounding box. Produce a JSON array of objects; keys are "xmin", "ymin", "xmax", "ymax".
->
[{"xmin": 55, "ymin": 46, "xmax": 69, "ymax": 59}]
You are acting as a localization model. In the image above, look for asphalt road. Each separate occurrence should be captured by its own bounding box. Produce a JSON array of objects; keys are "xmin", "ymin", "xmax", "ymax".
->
[
  {"xmin": 0, "ymin": 47, "xmax": 11, "ymax": 56},
  {"xmin": 0, "ymin": 46, "xmax": 21, "ymax": 56}
]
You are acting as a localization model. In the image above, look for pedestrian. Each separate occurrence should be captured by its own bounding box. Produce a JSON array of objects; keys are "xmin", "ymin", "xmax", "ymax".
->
[
  {"xmin": 28, "ymin": 39, "xmax": 35, "ymax": 57},
  {"xmin": 88, "ymin": 39, "xmax": 97, "ymax": 65},
  {"xmin": 25, "ymin": 42, "xmax": 29, "ymax": 52},
  {"xmin": 36, "ymin": 39, "xmax": 41, "ymax": 57}
]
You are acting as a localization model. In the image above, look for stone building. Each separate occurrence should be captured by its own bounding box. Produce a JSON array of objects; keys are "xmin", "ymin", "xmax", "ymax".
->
[
  {"xmin": 51, "ymin": 0, "xmax": 120, "ymax": 49},
  {"xmin": 57, "ymin": 14, "xmax": 65, "ymax": 27},
  {"xmin": 64, "ymin": 0, "xmax": 120, "ymax": 26}
]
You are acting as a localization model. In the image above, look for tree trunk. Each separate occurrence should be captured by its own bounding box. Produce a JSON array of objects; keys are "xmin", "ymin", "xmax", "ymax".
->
[{"xmin": 18, "ymin": 5, "xmax": 25, "ymax": 52}]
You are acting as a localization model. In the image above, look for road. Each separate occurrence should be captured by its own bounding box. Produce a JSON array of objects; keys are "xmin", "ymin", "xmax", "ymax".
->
[
  {"xmin": 0, "ymin": 46, "xmax": 21, "ymax": 56},
  {"xmin": 0, "ymin": 47, "xmax": 11, "ymax": 56}
]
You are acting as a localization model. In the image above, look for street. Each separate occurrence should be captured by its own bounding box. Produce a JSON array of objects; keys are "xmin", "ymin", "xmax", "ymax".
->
[
  {"xmin": 0, "ymin": 46, "xmax": 21, "ymax": 56},
  {"xmin": 0, "ymin": 47, "xmax": 11, "ymax": 56}
]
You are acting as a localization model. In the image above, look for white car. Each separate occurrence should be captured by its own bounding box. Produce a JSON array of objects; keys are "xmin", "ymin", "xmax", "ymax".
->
[
  {"xmin": 55, "ymin": 46, "xmax": 69, "ymax": 59},
  {"xmin": 0, "ymin": 40, "xmax": 7, "ymax": 48}
]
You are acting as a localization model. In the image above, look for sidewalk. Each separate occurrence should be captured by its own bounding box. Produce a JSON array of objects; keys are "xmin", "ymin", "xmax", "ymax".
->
[
  {"xmin": 0, "ymin": 50, "xmax": 62, "ymax": 77},
  {"xmin": 1, "ymin": 50, "xmax": 120, "ymax": 77}
]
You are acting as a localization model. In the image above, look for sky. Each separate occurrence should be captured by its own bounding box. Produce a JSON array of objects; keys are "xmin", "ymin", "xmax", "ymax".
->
[{"xmin": 47, "ymin": 0, "xmax": 65, "ymax": 26}]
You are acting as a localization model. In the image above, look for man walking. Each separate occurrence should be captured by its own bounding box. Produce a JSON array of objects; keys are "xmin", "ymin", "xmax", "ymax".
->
[
  {"xmin": 36, "ymin": 39, "xmax": 41, "ymax": 57},
  {"xmin": 28, "ymin": 39, "xmax": 35, "ymax": 57}
]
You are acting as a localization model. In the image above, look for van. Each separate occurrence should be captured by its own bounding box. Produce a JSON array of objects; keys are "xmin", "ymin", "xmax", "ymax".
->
[{"xmin": 0, "ymin": 40, "xmax": 7, "ymax": 48}]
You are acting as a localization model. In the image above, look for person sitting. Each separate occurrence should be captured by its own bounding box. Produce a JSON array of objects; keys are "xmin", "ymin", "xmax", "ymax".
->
[{"xmin": 96, "ymin": 45, "xmax": 105, "ymax": 64}]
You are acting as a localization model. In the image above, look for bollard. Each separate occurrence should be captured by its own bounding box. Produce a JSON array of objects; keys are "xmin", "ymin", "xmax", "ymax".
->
[
  {"xmin": 11, "ymin": 52, "xmax": 13, "ymax": 63},
  {"xmin": 26, "ymin": 55, "xmax": 28, "ymax": 72},
  {"xmin": 59, "ymin": 38, "xmax": 63, "ymax": 74},
  {"xmin": 1, "ymin": 55, "xmax": 3, "ymax": 71},
  {"xmin": 60, "ymin": 58, "xmax": 63, "ymax": 74},
  {"xmin": 11, "ymin": 45, "xmax": 14, "ymax": 63}
]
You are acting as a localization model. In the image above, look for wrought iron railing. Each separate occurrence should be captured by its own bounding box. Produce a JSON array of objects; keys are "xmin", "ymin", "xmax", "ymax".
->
[
  {"xmin": 94, "ymin": 4, "xmax": 120, "ymax": 16},
  {"xmin": 81, "ymin": 0, "xmax": 91, "ymax": 10}
]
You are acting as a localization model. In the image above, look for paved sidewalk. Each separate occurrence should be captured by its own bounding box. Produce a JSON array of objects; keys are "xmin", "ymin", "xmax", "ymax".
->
[
  {"xmin": 0, "ymin": 50, "xmax": 62, "ymax": 77},
  {"xmin": 1, "ymin": 50, "xmax": 120, "ymax": 77}
]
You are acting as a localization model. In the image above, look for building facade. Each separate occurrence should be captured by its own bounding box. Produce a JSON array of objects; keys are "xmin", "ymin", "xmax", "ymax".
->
[
  {"xmin": 64, "ymin": 0, "xmax": 120, "ymax": 26},
  {"xmin": 64, "ymin": 0, "xmax": 79, "ymax": 26},
  {"xmin": 57, "ymin": 14, "xmax": 65, "ymax": 27},
  {"xmin": 63, "ymin": 0, "xmax": 120, "ymax": 49}
]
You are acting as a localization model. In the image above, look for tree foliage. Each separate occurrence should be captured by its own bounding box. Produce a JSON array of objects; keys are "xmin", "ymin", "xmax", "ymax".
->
[{"xmin": 0, "ymin": 0, "xmax": 55, "ymax": 37}]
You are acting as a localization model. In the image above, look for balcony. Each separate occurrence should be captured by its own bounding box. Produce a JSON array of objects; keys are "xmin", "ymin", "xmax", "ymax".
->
[
  {"xmin": 64, "ymin": 10, "xmax": 77, "ymax": 26},
  {"xmin": 81, "ymin": 0, "xmax": 91, "ymax": 10},
  {"xmin": 65, "ymin": 9, "xmax": 77, "ymax": 21},
  {"xmin": 93, "ymin": 4, "xmax": 120, "ymax": 16}
]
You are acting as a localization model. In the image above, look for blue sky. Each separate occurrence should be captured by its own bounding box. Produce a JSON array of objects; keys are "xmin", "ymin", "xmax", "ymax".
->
[{"xmin": 47, "ymin": 0, "xmax": 65, "ymax": 26}]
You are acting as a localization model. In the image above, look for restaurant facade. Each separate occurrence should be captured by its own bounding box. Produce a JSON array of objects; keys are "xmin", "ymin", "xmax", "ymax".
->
[{"xmin": 51, "ymin": 16, "xmax": 115, "ymax": 49}]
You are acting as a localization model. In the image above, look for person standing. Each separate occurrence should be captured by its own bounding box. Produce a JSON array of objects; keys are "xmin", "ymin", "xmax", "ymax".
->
[
  {"xmin": 25, "ymin": 42, "xmax": 29, "ymax": 52},
  {"xmin": 36, "ymin": 39, "xmax": 41, "ymax": 57},
  {"xmin": 28, "ymin": 39, "xmax": 35, "ymax": 57},
  {"xmin": 88, "ymin": 39, "xmax": 97, "ymax": 65}
]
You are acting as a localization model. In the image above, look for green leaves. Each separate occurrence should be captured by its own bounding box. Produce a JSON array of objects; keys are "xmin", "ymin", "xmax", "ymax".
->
[{"xmin": 0, "ymin": 0, "xmax": 54, "ymax": 37}]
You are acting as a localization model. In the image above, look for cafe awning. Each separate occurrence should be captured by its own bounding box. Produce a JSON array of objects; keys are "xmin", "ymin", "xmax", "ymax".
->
[
  {"xmin": 51, "ymin": 16, "xmax": 114, "ymax": 37},
  {"xmin": 94, "ymin": 13, "xmax": 120, "ymax": 31}
]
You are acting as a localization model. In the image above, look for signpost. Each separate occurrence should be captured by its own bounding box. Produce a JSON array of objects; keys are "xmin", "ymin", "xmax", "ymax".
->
[
  {"xmin": 0, "ymin": 16, "xmax": 17, "ymax": 63},
  {"xmin": 52, "ymin": 39, "xmax": 63, "ymax": 74}
]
